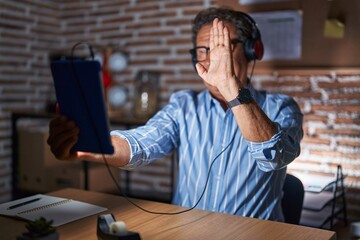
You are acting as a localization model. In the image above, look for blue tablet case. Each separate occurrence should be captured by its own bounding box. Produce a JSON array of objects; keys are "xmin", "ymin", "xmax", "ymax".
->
[{"xmin": 50, "ymin": 60, "xmax": 114, "ymax": 154}]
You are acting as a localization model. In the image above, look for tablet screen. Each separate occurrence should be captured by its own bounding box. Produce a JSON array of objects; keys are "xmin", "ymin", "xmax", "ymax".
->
[{"xmin": 50, "ymin": 60, "xmax": 114, "ymax": 154}]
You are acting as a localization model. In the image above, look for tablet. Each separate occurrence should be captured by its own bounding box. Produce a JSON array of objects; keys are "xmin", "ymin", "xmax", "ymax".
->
[{"xmin": 50, "ymin": 60, "xmax": 114, "ymax": 154}]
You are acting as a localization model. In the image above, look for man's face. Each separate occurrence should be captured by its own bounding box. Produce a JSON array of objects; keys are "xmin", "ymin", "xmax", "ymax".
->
[{"xmin": 196, "ymin": 22, "xmax": 248, "ymax": 101}]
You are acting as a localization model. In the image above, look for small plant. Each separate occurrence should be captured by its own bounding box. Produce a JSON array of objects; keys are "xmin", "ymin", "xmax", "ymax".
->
[{"xmin": 21, "ymin": 217, "xmax": 57, "ymax": 239}]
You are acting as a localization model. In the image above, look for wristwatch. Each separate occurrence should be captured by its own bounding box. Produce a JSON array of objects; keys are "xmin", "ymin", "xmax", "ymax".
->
[{"xmin": 227, "ymin": 87, "xmax": 253, "ymax": 108}]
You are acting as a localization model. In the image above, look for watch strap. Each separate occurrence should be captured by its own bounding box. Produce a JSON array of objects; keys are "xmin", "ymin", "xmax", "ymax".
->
[
  {"xmin": 226, "ymin": 98, "xmax": 241, "ymax": 108},
  {"xmin": 226, "ymin": 87, "xmax": 252, "ymax": 108}
]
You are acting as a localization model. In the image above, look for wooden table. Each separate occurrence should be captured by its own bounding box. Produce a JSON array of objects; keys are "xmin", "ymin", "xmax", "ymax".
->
[{"xmin": 0, "ymin": 188, "xmax": 336, "ymax": 240}]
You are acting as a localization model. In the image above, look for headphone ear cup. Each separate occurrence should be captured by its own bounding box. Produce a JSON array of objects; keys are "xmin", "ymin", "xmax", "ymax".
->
[
  {"xmin": 244, "ymin": 39, "xmax": 264, "ymax": 61},
  {"xmin": 253, "ymin": 39, "xmax": 264, "ymax": 60}
]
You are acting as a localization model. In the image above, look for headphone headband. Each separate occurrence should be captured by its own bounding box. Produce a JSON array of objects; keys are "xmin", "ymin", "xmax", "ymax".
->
[{"xmin": 237, "ymin": 12, "xmax": 264, "ymax": 61}]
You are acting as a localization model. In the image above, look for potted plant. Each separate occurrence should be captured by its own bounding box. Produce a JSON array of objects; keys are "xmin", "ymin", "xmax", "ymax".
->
[{"xmin": 17, "ymin": 217, "xmax": 59, "ymax": 240}]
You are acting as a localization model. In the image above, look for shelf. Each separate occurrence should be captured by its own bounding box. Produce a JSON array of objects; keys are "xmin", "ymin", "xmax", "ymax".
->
[
  {"xmin": 293, "ymin": 173, "xmax": 337, "ymax": 193},
  {"xmin": 300, "ymin": 205, "xmax": 343, "ymax": 229},
  {"xmin": 303, "ymin": 191, "xmax": 344, "ymax": 211},
  {"xmin": 298, "ymin": 165, "xmax": 347, "ymax": 230}
]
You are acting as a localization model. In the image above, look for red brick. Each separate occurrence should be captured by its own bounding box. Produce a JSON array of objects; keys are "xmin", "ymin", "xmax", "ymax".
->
[
  {"xmin": 309, "ymin": 150, "xmax": 359, "ymax": 159},
  {"xmin": 164, "ymin": 59, "xmax": 192, "ymax": 65},
  {"xmin": 311, "ymin": 104, "xmax": 360, "ymax": 113},
  {"xmin": 166, "ymin": 19, "xmax": 192, "ymax": 27},
  {"xmin": 89, "ymin": 26, "xmax": 120, "ymax": 34},
  {"xmin": 302, "ymin": 136, "xmax": 331, "ymax": 145},
  {"xmin": 181, "ymin": 29, "xmax": 193, "ymax": 35},
  {"xmin": 165, "ymin": 1, "xmax": 203, "ymax": 8},
  {"xmin": 136, "ymin": 49, "xmax": 171, "ymax": 55},
  {"xmin": 337, "ymin": 139, "xmax": 360, "ymax": 148},
  {"xmin": 129, "ymin": 59, "xmax": 158, "ymax": 66},
  {"xmin": 328, "ymin": 93, "xmax": 360, "ymax": 101},
  {"xmin": 98, "ymin": 1, "xmax": 130, "ymax": 8},
  {"xmin": 102, "ymin": 16, "xmax": 134, "ymax": 24},
  {"xmin": 334, "ymin": 117, "xmax": 360, "ymax": 125},
  {"xmin": 140, "ymin": 11, "xmax": 177, "ymax": 20},
  {"xmin": 183, "ymin": 9, "xmax": 204, "ymax": 16},
  {"xmin": 0, "ymin": 1, "xmax": 26, "ymax": 14},
  {"xmin": 282, "ymin": 91, "xmax": 322, "ymax": 99},
  {"xmin": 124, "ymin": 5, "xmax": 159, "ymax": 13},
  {"xmin": 261, "ymin": 79, "xmax": 311, "ymax": 89},
  {"xmin": 0, "ymin": 12, "xmax": 34, "ymax": 23},
  {"xmin": 315, "ymin": 128, "xmax": 360, "ymax": 137},
  {"xmin": 100, "ymin": 33, "xmax": 133, "ymax": 40},
  {"xmin": 167, "ymin": 38, "xmax": 192, "ymax": 45},
  {"xmin": 138, "ymin": 30, "xmax": 175, "ymax": 38},
  {"xmin": 125, "ymin": 21, "xmax": 161, "ymax": 30},
  {"xmin": 125, "ymin": 40, "xmax": 161, "ymax": 47},
  {"xmin": 68, "ymin": 19, "xmax": 97, "ymax": 27},
  {"xmin": 0, "ymin": 22, "xmax": 26, "ymax": 31},
  {"xmin": 89, "ymin": 9, "xmax": 119, "ymax": 17},
  {"xmin": 303, "ymin": 114, "xmax": 328, "ymax": 123},
  {"xmin": 318, "ymin": 81, "xmax": 360, "ymax": 89}
]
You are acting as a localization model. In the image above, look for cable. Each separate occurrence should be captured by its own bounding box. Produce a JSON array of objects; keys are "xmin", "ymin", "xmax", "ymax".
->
[
  {"xmin": 69, "ymin": 41, "xmax": 237, "ymax": 215},
  {"xmin": 103, "ymin": 134, "xmax": 236, "ymax": 215},
  {"xmin": 71, "ymin": 41, "xmax": 95, "ymax": 60},
  {"xmin": 249, "ymin": 59, "xmax": 256, "ymax": 83}
]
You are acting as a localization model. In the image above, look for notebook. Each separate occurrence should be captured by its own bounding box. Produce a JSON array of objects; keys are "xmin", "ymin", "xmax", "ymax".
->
[
  {"xmin": 50, "ymin": 60, "xmax": 114, "ymax": 154},
  {"xmin": 0, "ymin": 194, "xmax": 107, "ymax": 227}
]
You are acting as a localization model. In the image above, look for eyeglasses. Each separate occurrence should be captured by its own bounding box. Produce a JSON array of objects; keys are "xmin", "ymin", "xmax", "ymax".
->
[{"xmin": 190, "ymin": 39, "xmax": 243, "ymax": 63}]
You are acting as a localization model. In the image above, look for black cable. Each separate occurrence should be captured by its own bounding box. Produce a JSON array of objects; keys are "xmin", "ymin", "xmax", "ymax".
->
[
  {"xmin": 103, "ymin": 134, "xmax": 236, "ymax": 215},
  {"xmin": 71, "ymin": 41, "xmax": 94, "ymax": 60},
  {"xmin": 69, "ymin": 41, "xmax": 237, "ymax": 215}
]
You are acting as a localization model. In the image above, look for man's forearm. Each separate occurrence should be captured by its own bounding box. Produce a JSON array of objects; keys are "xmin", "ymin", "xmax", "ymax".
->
[
  {"xmin": 78, "ymin": 135, "xmax": 130, "ymax": 167},
  {"xmin": 231, "ymin": 100, "xmax": 278, "ymax": 142}
]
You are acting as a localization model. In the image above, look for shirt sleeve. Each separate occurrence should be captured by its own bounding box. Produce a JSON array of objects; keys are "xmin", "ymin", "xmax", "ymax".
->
[
  {"xmin": 247, "ymin": 94, "xmax": 304, "ymax": 172},
  {"xmin": 111, "ymin": 93, "xmax": 181, "ymax": 170}
]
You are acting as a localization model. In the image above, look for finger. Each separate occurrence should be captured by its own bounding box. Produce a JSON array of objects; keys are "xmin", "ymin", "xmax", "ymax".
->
[
  {"xmin": 50, "ymin": 125, "xmax": 79, "ymax": 151},
  {"xmin": 223, "ymin": 26, "xmax": 233, "ymax": 74},
  {"xmin": 52, "ymin": 134, "xmax": 78, "ymax": 160},
  {"xmin": 48, "ymin": 119, "xmax": 79, "ymax": 160},
  {"xmin": 47, "ymin": 116, "xmax": 76, "ymax": 145},
  {"xmin": 224, "ymin": 25, "xmax": 230, "ymax": 49},
  {"xmin": 209, "ymin": 27, "xmax": 214, "ymax": 49},
  {"xmin": 213, "ymin": 18, "xmax": 219, "ymax": 46},
  {"xmin": 195, "ymin": 62, "xmax": 208, "ymax": 79},
  {"xmin": 218, "ymin": 20, "xmax": 224, "ymax": 45}
]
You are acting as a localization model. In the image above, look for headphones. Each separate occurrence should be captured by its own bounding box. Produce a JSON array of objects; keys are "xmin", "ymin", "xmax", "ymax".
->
[
  {"xmin": 190, "ymin": 11, "xmax": 264, "ymax": 67},
  {"xmin": 238, "ymin": 11, "xmax": 264, "ymax": 62}
]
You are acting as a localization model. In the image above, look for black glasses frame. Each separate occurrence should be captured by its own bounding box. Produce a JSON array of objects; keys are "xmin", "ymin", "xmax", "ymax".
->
[{"xmin": 189, "ymin": 39, "xmax": 243, "ymax": 63}]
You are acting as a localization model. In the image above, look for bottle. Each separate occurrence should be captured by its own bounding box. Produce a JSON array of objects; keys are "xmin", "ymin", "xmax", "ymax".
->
[{"xmin": 133, "ymin": 71, "xmax": 159, "ymax": 118}]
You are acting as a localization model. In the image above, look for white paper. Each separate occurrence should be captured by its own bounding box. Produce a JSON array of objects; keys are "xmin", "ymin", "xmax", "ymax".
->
[
  {"xmin": 0, "ymin": 194, "xmax": 107, "ymax": 227},
  {"xmin": 250, "ymin": 10, "xmax": 303, "ymax": 60}
]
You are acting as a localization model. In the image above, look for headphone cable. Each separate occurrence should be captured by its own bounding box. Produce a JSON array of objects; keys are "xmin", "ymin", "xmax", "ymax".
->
[{"xmin": 68, "ymin": 41, "xmax": 236, "ymax": 215}]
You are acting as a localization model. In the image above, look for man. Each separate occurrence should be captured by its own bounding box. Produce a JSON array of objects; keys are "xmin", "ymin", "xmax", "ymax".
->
[{"xmin": 47, "ymin": 7, "xmax": 303, "ymax": 221}]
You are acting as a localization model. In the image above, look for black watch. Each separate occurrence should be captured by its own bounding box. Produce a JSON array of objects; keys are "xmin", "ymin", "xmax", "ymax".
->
[{"xmin": 227, "ymin": 87, "xmax": 252, "ymax": 108}]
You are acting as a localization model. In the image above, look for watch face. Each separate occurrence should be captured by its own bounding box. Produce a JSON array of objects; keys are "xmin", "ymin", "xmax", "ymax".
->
[
  {"xmin": 238, "ymin": 88, "xmax": 252, "ymax": 104},
  {"xmin": 108, "ymin": 86, "xmax": 127, "ymax": 107}
]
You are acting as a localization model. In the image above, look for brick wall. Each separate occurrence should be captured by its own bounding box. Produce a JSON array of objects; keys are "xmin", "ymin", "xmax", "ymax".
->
[{"xmin": 0, "ymin": 0, "xmax": 359, "ymax": 220}]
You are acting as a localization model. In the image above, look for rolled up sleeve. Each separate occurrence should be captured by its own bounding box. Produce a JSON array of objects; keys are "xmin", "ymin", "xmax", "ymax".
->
[{"xmin": 248, "ymin": 96, "xmax": 303, "ymax": 172}]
